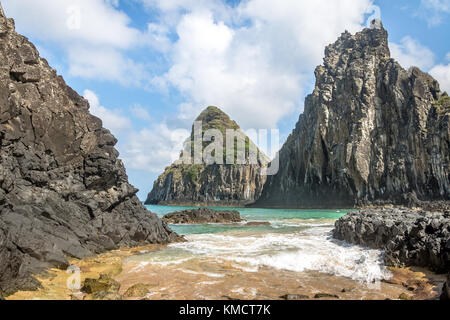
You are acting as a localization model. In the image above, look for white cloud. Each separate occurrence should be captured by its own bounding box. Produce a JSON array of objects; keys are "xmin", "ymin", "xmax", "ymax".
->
[
  {"xmin": 419, "ymin": 0, "xmax": 450, "ymax": 26},
  {"xmin": 430, "ymin": 62, "xmax": 450, "ymax": 92},
  {"xmin": 69, "ymin": 46, "xmax": 149, "ymax": 86},
  {"xmin": 83, "ymin": 90, "xmax": 132, "ymax": 134},
  {"xmin": 83, "ymin": 89, "xmax": 188, "ymax": 173},
  {"xmin": 144, "ymin": 0, "xmax": 374, "ymax": 129},
  {"xmin": 130, "ymin": 104, "xmax": 152, "ymax": 120},
  {"xmin": 390, "ymin": 36, "xmax": 436, "ymax": 71},
  {"xmin": 3, "ymin": 0, "xmax": 147, "ymax": 86},
  {"xmin": 120, "ymin": 125, "xmax": 189, "ymax": 173}
]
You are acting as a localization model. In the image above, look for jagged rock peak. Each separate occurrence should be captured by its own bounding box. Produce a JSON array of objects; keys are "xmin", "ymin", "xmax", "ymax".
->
[
  {"xmin": 145, "ymin": 106, "xmax": 269, "ymax": 206},
  {"xmin": 0, "ymin": 3, "xmax": 5, "ymax": 18},
  {"xmin": 0, "ymin": 7, "xmax": 178, "ymax": 296},
  {"xmin": 255, "ymin": 23, "xmax": 449, "ymax": 208},
  {"xmin": 323, "ymin": 20, "xmax": 389, "ymax": 70}
]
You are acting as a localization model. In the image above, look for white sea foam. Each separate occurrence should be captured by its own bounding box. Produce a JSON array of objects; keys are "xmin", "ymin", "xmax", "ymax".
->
[{"xmin": 169, "ymin": 224, "xmax": 392, "ymax": 283}]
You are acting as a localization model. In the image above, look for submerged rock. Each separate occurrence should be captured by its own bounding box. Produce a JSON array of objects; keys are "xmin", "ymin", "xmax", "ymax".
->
[
  {"xmin": 244, "ymin": 221, "xmax": 271, "ymax": 226},
  {"xmin": 162, "ymin": 208, "xmax": 242, "ymax": 224},
  {"xmin": 255, "ymin": 21, "xmax": 449, "ymax": 208},
  {"xmin": 0, "ymin": 5, "xmax": 178, "ymax": 296},
  {"xmin": 146, "ymin": 106, "xmax": 270, "ymax": 206},
  {"xmin": 333, "ymin": 209, "xmax": 450, "ymax": 272}
]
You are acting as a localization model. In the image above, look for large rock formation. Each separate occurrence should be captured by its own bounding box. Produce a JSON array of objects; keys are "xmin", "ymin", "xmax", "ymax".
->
[
  {"xmin": 146, "ymin": 106, "xmax": 269, "ymax": 206},
  {"xmin": 162, "ymin": 208, "xmax": 242, "ymax": 224},
  {"xmin": 333, "ymin": 209, "xmax": 450, "ymax": 273},
  {"xmin": 255, "ymin": 20, "xmax": 449, "ymax": 208},
  {"xmin": 0, "ymin": 6, "xmax": 178, "ymax": 296}
]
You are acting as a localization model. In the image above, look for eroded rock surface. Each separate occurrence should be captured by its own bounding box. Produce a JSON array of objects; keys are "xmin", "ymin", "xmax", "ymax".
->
[
  {"xmin": 256, "ymin": 21, "xmax": 449, "ymax": 208},
  {"xmin": 146, "ymin": 106, "xmax": 269, "ymax": 206},
  {"xmin": 0, "ymin": 6, "xmax": 178, "ymax": 296},
  {"xmin": 162, "ymin": 208, "xmax": 242, "ymax": 224},
  {"xmin": 333, "ymin": 209, "xmax": 450, "ymax": 272}
]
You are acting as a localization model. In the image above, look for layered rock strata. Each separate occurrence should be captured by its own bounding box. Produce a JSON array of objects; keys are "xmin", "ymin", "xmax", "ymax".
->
[{"xmin": 256, "ymin": 20, "xmax": 449, "ymax": 208}]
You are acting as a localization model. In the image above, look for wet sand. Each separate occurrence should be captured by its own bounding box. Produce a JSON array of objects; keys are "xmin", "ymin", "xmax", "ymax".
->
[{"xmin": 6, "ymin": 244, "xmax": 443, "ymax": 300}]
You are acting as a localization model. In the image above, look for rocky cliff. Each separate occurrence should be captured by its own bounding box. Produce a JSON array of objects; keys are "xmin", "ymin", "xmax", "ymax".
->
[
  {"xmin": 146, "ymin": 106, "xmax": 269, "ymax": 206},
  {"xmin": 0, "ymin": 6, "xmax": 178, "ymax": 296},
  {"xmin": 256, "ymin": 20, "xmax": 449, "ymax": 208}
]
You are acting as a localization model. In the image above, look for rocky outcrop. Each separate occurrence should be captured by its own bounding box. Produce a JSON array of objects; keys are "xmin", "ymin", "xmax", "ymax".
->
[
  {"xmin": 146, "ymin": 106, "xmax": 269, "ymax": 206},
  {"xmin": 162, "ymin": 208, "xmax": 242, "ymax": 224},
  {"xmin": 255, "ymin": 20, "xmax": 449, "ymax": 208},
  {"xmin": 333, "ymin": 209, "xmax": 450, "ymax": 273},
  {"xmin": 0, "ymin": 6, "xmax": 178, "ymax": 296}
]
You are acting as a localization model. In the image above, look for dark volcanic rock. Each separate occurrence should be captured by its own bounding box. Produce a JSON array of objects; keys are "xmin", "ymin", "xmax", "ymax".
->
[
  {"xmin": 0, "ymin": 6, "xmax": 178, "ymax": 296},
  {"xmin": 441, "ymin": 274, "xmax": 449, "ymax": 300},
  {"xmin": 162, "ymin": 208, "xmax": 242, "ymax": 224},
  {"xmin": 333, "ymin": 209, "xmax": 450, "ymax": 272},
  {"xmin": 255, "ymin": 20, "xmax": 449, "ymax": 208},
  {"xmin": 146, "ymin": 106, "xmax": 269, "ymax": 207}
]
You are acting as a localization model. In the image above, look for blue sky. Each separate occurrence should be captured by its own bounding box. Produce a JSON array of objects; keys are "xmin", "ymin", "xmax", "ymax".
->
[{"xmin": 3, "ymin": 0, "xmax": 450, "ymax": 200}]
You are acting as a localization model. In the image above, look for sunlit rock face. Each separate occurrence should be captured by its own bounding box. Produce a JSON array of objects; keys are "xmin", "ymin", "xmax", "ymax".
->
[
  {"xmin": 0, "ymin": 5, "xmax": 178, "ymax": 296},
  {"xmin": 256, "ymin": 22, "xmax": 449, "ymax": 208},
  {"xmin": 146, "ymin": 106, "xmax": 270, "ymax": 206}
]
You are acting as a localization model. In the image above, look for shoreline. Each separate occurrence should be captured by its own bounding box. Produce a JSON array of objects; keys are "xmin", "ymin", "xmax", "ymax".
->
[
  {"xmin": 5, "ymin": 243, "xmax": 444, "ymax": 301},
  {"xmin": 4, "ymin": 206, "xmax": 448, "ymax": 300}
]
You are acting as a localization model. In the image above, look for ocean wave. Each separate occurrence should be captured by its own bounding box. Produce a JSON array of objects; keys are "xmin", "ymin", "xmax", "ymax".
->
[{"xmin": 169, "ymin": 227, "xmax": 391, "ymax": 283}]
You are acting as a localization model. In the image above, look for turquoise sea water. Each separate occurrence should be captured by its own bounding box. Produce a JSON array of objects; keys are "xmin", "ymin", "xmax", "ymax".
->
[
  {"xmin": 133, "ymin": 205, "xmax": 391, "ymax": 283},
  {"xmin": 146, "ymin": 205, "xmax": 349, "ymax": 235}
]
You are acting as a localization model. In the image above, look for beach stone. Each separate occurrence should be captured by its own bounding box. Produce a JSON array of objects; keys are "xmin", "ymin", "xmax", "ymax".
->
[
  {"xmin": 123, "ymin": 283, "xmax": 150, "ymax": 298},
  {"xmin": 162, "ymin": 208, "xmax": 242, "ymax": 224}
]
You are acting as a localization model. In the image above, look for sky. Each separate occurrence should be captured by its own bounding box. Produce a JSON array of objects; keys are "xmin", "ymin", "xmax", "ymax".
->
[{"xmin": 3, "ymin": 0, "xmax": 450, "ymax": 200}]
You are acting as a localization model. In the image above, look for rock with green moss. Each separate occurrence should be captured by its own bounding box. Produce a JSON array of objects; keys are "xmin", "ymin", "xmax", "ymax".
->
[
  {"xmin": 146, "ymin": 106, "xmax": 270, "ymax": 206},
  {"xmin": 81, "ymin": 274, "xmax": 120, "ymax": 295}
]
